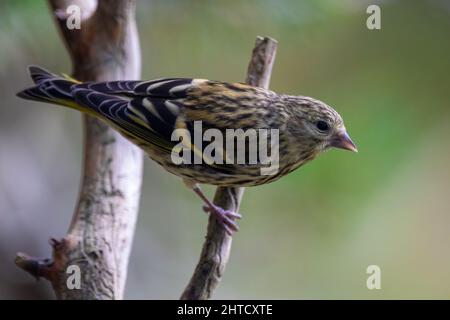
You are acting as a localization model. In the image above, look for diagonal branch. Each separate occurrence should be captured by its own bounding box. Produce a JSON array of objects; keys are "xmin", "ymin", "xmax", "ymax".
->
[{"xmin": 180, "ymin": 36, "xmax": 278, "ymax": 300}]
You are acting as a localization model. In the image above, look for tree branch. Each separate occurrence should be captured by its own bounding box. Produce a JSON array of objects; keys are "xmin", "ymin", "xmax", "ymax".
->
[
  {"xmin": 15, "ymin": 0, "xmax": 143, "ymax": 299},
  {"xmin": 180, "ymin": 36, "xmax": 278, "ymax": 300}
]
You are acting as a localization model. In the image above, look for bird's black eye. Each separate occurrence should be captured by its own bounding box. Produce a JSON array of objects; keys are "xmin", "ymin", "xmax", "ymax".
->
[{"xmin": 316, "ymin": 120, "xmax": 330, "ymax": 132}]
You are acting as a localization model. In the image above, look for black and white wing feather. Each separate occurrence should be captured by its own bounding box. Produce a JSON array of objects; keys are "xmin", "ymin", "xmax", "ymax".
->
[{"xmin": 72, "ymin": 78, "xmax": 200, "ymax": 153}]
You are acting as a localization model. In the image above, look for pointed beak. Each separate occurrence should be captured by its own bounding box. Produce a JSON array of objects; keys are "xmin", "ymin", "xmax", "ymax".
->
[{"xmin": 330, "ymin": 130, "xmax": 358, "ymax": 153}]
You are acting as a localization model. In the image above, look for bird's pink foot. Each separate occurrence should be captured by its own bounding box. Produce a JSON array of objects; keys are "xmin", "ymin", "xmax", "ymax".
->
[{"xmin": 202, "ymin": 205, "xmax": 242, "ymax": 235}]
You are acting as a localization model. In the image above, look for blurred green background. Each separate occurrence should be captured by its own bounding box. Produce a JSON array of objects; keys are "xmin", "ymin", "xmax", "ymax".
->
[{"xmin": 1, "ymin": 0, "xmax": 450, "ymax": 299}]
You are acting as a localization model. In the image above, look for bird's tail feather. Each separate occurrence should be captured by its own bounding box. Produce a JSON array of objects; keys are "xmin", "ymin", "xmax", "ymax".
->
[{"xmin": 16, "ymin": 66, "xmax": 85, "ymax": 112}]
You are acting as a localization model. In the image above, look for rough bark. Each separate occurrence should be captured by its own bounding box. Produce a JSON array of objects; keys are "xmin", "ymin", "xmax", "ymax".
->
[
  {"xmin": 15, "ymin": 0, "xmax": 143, "ymax": 300},
  {"xmin": 180, "ymin": 36, "xmax": 278, "ymax": 300}
]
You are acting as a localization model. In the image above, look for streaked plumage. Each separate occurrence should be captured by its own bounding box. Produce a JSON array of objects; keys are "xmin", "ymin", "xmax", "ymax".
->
[{"xmin": 17, "ymin": 66, "xmax": 357, "ymax": 234}]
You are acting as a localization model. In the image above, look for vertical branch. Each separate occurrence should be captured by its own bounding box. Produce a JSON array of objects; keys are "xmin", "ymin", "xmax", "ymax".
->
[
  {"xmin": 15, "ymin": 0, "xmax": 143, "ymax": 299},
  {"xmin": 180, "ymin": 36, "xmax": 278, "ymax": 300}
]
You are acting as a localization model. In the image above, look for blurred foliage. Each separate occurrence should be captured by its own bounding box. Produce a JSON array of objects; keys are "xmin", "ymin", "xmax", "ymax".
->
[{"xmin": 0, "ymin": 0, "xmax": 450, "ymax": 299}]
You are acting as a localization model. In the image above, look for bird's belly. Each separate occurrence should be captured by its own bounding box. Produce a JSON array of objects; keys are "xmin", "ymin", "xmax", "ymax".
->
[{"xmin": 144, "ymin": 148, "xmax": 301, "ymax": 187}]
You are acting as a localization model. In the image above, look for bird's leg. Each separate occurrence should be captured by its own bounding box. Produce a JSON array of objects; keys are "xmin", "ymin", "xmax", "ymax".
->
[{"xmin": 191, "ymin": 185, "xmax": 242, "ymax": 235}]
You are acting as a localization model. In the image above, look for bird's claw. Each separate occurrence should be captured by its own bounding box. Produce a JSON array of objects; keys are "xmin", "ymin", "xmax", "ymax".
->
[{"xmin": 202, "ymin": 205, "xmax": 242, "ymax": 235}]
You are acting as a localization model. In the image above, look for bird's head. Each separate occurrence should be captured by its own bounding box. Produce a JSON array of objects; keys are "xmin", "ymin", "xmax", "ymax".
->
[{"xmin": 283, "ymin": 95, "xmax": 357, "ymax": 157}]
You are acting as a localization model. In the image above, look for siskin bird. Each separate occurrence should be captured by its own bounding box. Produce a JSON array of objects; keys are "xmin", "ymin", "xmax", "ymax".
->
[{"xmin": 17, "ymin": 66, "xmax": 357, "ymax": 235}]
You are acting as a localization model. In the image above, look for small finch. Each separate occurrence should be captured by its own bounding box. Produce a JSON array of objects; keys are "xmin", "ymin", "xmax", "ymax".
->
[{"xmin": 17, "ymin": 66, "xmax": 357, "ymax": 235}]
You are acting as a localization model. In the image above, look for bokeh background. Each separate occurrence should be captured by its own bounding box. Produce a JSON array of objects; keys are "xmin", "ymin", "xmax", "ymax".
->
[{"xmin": 1, "ymin": 0, "xmax": 450, "ymax": 299}]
